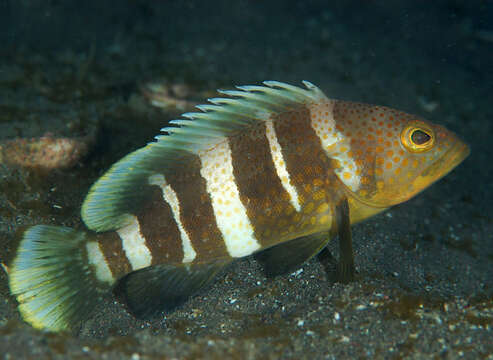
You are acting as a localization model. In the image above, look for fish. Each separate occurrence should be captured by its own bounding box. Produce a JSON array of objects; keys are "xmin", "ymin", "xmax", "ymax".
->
[{"xmin": 7, "ymin": 81, "xmax": 469, "ymax": 332}]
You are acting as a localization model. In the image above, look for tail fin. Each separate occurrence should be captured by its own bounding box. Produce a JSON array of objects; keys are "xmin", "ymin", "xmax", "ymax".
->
[{"xmin": 8, "ymin": 225, "xmax": 108, "ymax": 332}]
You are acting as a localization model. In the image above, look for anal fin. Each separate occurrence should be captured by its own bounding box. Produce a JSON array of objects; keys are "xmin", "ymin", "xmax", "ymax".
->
[
  {"xmin": 115, "ymin": 260, "xmax": 231, "ymax": 318},
  {"xmin": 255, "ymin": 232, "xmax": 330, "ymax": 277}
]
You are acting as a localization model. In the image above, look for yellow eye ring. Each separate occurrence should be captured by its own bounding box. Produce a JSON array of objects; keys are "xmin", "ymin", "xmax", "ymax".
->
[{"xmin": 400, "ymin": 121, "xmax": 435, "ymax": 153}]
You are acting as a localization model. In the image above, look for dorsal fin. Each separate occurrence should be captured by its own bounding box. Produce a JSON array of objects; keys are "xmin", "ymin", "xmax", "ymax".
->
[{"xmin": 81, "ymin": 81, "xmax": 328, "ymax": 232}]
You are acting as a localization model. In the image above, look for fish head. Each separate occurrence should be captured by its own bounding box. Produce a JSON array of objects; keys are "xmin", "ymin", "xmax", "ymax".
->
[{"xmin": 333, "ymin": 103, "xmax": 470, "ymax": 208}]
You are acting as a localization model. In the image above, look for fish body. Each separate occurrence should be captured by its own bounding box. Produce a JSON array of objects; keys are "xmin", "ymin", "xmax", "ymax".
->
[{"xmin": 7, "ymin": 81, "xmax": 469, "ymax": 331}]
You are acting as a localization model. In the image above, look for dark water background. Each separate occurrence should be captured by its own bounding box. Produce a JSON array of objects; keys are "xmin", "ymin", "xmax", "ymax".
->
[{"xmin": 0, "ymin": 1, "xmax": 492, "ymax": 359}]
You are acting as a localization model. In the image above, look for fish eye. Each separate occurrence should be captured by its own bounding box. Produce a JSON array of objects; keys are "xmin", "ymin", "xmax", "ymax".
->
[
  {"xmin": 401, "ymin": 122, "xmax": 435, "ymax": 153},
  {"xmin": 411, "ymin": 129, "xmax": 431, "ymax": 145}
]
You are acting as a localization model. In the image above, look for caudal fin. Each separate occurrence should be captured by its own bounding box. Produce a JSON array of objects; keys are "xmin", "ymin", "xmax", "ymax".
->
[{"xmin": 8, "ymin": 225, "xmax": 107, "ymax": 332}]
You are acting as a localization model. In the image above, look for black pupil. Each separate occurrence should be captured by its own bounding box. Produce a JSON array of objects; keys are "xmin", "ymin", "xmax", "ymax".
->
[{"xmin": 411, "ymin": 129, "xmax": 431, "ymax": 145}]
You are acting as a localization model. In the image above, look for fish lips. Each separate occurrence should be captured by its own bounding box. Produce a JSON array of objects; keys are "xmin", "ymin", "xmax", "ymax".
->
[{"xmin": 419, "ymin": 140, "xmax": 470, "ymax": 183}]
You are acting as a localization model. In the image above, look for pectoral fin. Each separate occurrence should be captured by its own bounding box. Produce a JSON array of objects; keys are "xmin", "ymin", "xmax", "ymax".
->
[
  {"xmin": 334, "ymin": 198, "xmax": 355, "ymax": 283},
  {"xmin": 255, "ymin": 232, "xmax": 330, "ymax": 277},
  {"xmin": 115, "ymin": 260, "xmax": 231, "ymax": 318}
]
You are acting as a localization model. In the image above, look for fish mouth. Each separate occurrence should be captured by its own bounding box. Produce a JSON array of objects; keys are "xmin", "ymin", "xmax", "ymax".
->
[
  {"xmin": 347, "ymin": 140, "xmax": 470, "ymax": 210},
  {"xmin": 420, "ymin": 140, "xmax": 470, "ymax": 182}
]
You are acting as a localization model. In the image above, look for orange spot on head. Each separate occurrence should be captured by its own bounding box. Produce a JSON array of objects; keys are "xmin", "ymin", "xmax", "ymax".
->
[
  {"xmin": 343, "ymin": 171, "xmax": 352, "ymax": 180},
  {"xmin": 402, "ymin": 158, "xmax": 409, "ymax": 167},
  {"xmin": 394, "ymin": 167, "xmax": 402, "ymax": 176},
  {"xmin": 375, "ymin": 168, "xmax": 383, "ymax": 176},
  {"xmin": 376, "ymin": 157, "xmax": 385, "ymax": 165},
  {"xmin": 393, "ymin": 156, "xmax": 401, "ymax": 163},
  {"xmin": 386, "ymin": 150, "xmax": 394, "ymax": 157},
  {"xmin": 385, "ymin": 162, "xmax": 393, "ymax": 170}
]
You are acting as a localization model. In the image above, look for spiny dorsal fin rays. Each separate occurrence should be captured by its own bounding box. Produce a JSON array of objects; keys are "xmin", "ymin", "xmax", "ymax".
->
[
  {"xmin": 235, "ymin": 85, "xmax": 310, "ymax": 104},
  {"xmin": 194, "ymin": 104, "xmax": 269, "ymax": 125},
  {"xmin": 156, "ymin": 80, "xmax": 327, "ymax": 152},
  {"xmin": 218, "ymin": 89, "xmax": 289, "ymax": 107},
  {"xmin": 182, "ymin": 110, "xmax": 257, "ymax": 126},
  {"xmin": 169, "ymin": 119, "xmax": 243, "ymax": 132},
  {"xmin": 199, "ymin": 101, "xmax": 273, "ymax": 124},
  {"xmin": 82, "ymin": 81, "xmax": 327, "ymax": 232},
  {"xmin": 264, "ymin": 80, "xmax": 326, "ymax": 100}
]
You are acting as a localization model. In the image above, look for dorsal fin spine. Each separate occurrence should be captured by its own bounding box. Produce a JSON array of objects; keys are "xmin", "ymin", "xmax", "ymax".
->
[
  {"xmin": 236, "ymin": 85, "xmax": 308, "ymax": 103},
  {"xmin": 217, "ymin": 90, "xmax": 290, "ymax": 111},
  {"xmin": 182, "ymin": 110, "xmax": 255, "ymax": 125},
  {"xmin": 169, "ymin": 119, "xmax": 240, "ymax": 132}
]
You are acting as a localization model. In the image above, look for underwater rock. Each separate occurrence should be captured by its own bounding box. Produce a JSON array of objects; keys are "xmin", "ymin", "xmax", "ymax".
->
[{"xmin": 0, "ymin": 132, "xmax": 95, "ymax": 170}]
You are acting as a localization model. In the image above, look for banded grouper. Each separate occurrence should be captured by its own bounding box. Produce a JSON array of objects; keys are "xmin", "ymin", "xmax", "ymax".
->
[{"xmin": 6, "ymin": 81, "xmax": 469, "ymax": 331}]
